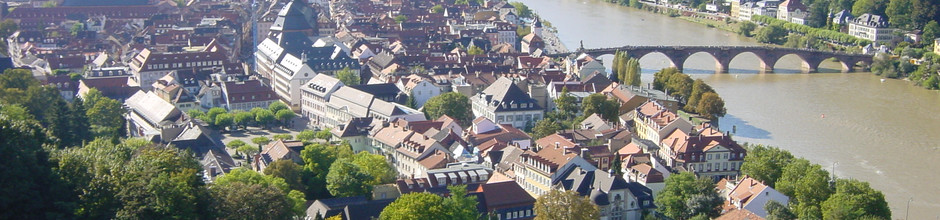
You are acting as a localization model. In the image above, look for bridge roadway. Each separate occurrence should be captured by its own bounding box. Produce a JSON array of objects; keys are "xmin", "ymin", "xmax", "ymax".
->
[{"xmin": 546, "ymin": 45, "xmax": 874, "ymax": 73}]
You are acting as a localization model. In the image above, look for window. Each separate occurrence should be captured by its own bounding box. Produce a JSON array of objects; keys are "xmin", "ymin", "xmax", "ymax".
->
[
  {"xmin": 516, "ymin": 115, "xmax": 523, "ymax": 121},
  {"xmin": 497, "ymin": 116, "xmax": 504, "ymax": 122},
  {"xmin": 707, "ymin": 154, "xmax": 712, "ymax": 160},
  {"xmin": 707, "ymin": 163, "xmax": 712, "ymax": 171}
]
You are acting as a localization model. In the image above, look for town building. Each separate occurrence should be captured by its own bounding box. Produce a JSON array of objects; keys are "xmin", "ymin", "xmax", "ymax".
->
[
  {"xmin": 124, "ymin": 91, "xmax": 183, "ymax": 138},
  {"xmin": 129, "ymin": 48, "xmax": 226, "ymax": 91},
  {"xmin": 849, "ymin": 13, "xmax": 896, "ymax": 43},
  {"xmin": 300, "ymin": 74, "xmax": 344, "ymax": 127},
  {"xmin": 633, "ymin": 101, "xmax": 693, "ymax": 144},
  {"xmin": 659, "ymin": 127, "xmax": 747, "ymax": 180},
  {"xmin": 254, "ymin": 0, "xmax": 360, "ymax": 110},
  {"xmin": 471, "ymin": 77, "xmax": 544, "ymax": 129},
  {"xmin": 776, "ymin": 0, "xmax": 807, "ymax": 25},
  {"xmin": 722, "ymin": 176, "xmax": 790, "ymax": 218},
  {"xmin": 252, "ymin": 140, "xmax": 306, "ymax": 172},
  {"xmin": 553, "ymin": 164, "xmax": 657, "ymax": 220}
]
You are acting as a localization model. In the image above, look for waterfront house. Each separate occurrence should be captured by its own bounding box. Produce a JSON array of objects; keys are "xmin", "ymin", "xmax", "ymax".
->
[
  {"xmin": 723, "ymin": 176, "xmax": 790, "ymax": 218},
  {"xmin": 849, "ymin": 13, "xmax": 896, "ymax": 43},
  {"xmin": 633, "ymin": 100, "xmax": 692, "ymax": 145},
  {"xmin": 659, "ymin": 126, "xmax": 747, "ymax": 180}
]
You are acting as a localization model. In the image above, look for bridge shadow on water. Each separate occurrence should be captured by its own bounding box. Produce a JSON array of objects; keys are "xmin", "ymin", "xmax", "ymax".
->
[
  {"xmin": 650, "ymin": 68, "xmax": 835, "ymax": 75},
  {"xmin": 719, "ymin": 114, "xmax": 772, "ymax": 140}
]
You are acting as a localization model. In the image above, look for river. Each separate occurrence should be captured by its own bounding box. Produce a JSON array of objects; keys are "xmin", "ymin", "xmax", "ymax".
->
[{"xmin": 515, "ymin": 0, "xmax": 940, "ymax": 218}]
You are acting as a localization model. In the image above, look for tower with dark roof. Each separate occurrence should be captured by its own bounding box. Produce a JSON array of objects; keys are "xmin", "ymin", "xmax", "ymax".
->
[{"xmin": 269, "ymin": 0, "xmax": 319, "ymax": 39}]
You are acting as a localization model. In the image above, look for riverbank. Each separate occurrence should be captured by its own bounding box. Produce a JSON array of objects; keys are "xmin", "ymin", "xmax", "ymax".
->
[{"xmin": 514, "ymin": 0, "xmax": 940, "ymax": 217}]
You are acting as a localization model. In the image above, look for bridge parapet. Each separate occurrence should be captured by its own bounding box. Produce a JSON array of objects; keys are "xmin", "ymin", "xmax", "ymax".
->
[{"xmin": 547, "ymin": 45, "xmax": 873, "ymax": 73}]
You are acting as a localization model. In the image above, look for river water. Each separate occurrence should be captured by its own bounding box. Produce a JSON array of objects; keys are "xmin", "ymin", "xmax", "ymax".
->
[{"xmin": 516, "ymin": 0, "xmax": 940, "ymax": 217}]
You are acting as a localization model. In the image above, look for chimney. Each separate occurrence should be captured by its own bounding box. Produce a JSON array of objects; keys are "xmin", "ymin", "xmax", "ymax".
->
[{"xmin": 555, "ymin": 142, "xmax": 560, "ymax": 149}]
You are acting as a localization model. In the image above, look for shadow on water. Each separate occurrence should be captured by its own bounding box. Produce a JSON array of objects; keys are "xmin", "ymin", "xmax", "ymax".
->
[{"xmin": 719, "ymin": 114, "xmax": 772, "ymax": 139}]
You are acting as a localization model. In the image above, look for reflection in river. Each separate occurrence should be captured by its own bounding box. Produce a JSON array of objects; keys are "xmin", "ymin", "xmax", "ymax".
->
[{"xmin": 516, "ymin": 0, "xmax": 940, "ymax": 217}]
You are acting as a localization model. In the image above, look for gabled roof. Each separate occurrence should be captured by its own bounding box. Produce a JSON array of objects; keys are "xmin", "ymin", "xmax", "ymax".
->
[
  {"xmin": 126, "ymin": 91, "xmax": 182, "ymax": 126},
  {"xmin": 476, "ymin": 181, "xmax": 535, "ymax": 210},
  {"xmin": 271, "ymin": 0, "xmax": 318, "ymax": 32},
  {"xmin": 478, "ymin": 77, "xmax": 542, "ymax": 112}
]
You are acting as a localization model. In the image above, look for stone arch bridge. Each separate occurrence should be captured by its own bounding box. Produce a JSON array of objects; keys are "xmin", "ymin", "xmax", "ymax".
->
[{"xmin": 546, "ymin": 46, "xmax": 873, "ymax": 73}]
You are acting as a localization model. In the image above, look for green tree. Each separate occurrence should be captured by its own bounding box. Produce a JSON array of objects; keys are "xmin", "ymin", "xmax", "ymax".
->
[
  {"xmin": 380, "ymin": 192, "xmax": 446, "ymax": 220},
  {"xmin": 394, "ymin": 15, "xmax": 408, "ymax": 24},
  {"xmin": 776, "ymin": 158, "xmax": 832, "ymax": 219},
  {"xmin": 326, "ymin": 158, "xmax": 373, "ymax": 197},
  {"xmin": 740, "ymin": 144, "xmax": 794, "ymax": 187},
  {"xmin": 534, "ymin": 189, "xmax": 600, "ymax": 220},
  {"xmin": 510, "ymin": 2, "xmax": 533, "ymax": 18},
  {"xmin": 215, "ymin": 113, "xmax": 234, "ymax": 130},
  {"xmin": 531, "ymin": 118, "xmax": 563, "ymax": 139},
  {"xmin": 316, "ymin": 128, "xmax": 333, "ymax": 141},
  {"xmin": 297, "ymin": 130, "xmax": 316, "ymax": 142},
  {"xmin": 336, "ymin": 67, "xmax": 360, "ymax": 85},
  {"xmin": 275, "ymin": 109, "xmax": 295, "ymax": 126},
  {"xmin": 186, "ymin": 109, "xmax": 206, "ymax": 120},
  {"xmin": 252, "ymin": 136, "xmax": 272, "ymax": 147},
  {"xmin": 213, "ymin": 168, "xmax": 305, "ymax": 218},
  {"xmin": 852, "ymin": 0, "xmax": 887, "ymax": 16},
  {"xmin": 922, "ymin": 21, "xmax": 940, "ymax": 46},
  {"xmin": 264, "ymin": 160, "xmax": 306, "ymax": 192},
  {"xmin": 886, "ymin": 0, "xmax": 913, "ymax": 28},
  {"xmin": 206, "ymin": 107, "xmax": 227, "ymax": 125},
  {"xmin": 273, "ymin": 134, "xmax": 293, "ymax": 140},
  {"xmin": 114, "ymin": 146, "xmax": 211, "ymax": 219},
  {"xmin": 84, "ymin": 92, "xmax": 125, "ymax": 135},
  {"xmin": 653, "ymin": 67, "xmax": 680, "ymax": 91},
  {"xmin": 0, "ymin": 104, "xmax": 35, "ymax": 123},
  {"xmin": 581, "ymin": 93, "xmax": 619, "ymax": 122},
  {"xmin": 821, "ymin": 179, "xmax": 891, "ymax": 220},
  {"xmin": 766, "ymin": 200, "xmax": 798, "ymax": 220},
  {"xmin": 516, "ymin": 26, "xmax": 531, "ymax": 37},
  {"xmin": 422, "ymin": 92, "xmax": 472, "ymax": 122},
  {"xmin": 442, "ymin": 185, "xmax": 480, "ymax": 220},
  {"xmin": 351, "ymin": 152, "xmax": 397, "ymax": 185},
  {"xmin": 655, "ymin": 172, "xmax": 722, "ymax": 219},
  {"xmin": 684, "ymin": 79, "xmax": 714, "ymax": 113},
  {"xmin": 379, "ymin": 185, "xmax": 480, "ymax": 219},
  {"xmin": 255, "ymin": 109, "xmax": 276, "ymax": 128},
  {"xmin": 0, "ymin": 115, "xmax": 74, "ymax": 219},
  {"xmin": 210, "ymin": 182, "xmax": 293, "ymax": 219},
  {"xmin": 666, "ymin": 72, "xmax": 694, "ymax": 100},
  {"xmin": 227, "ymin": 140, "xmax": 247, "ymax": 153},
  {"xmin": 215, "ymin": 168, "xmax": 289, "ymax": 192},
  {"xmin": 238, "ymin": 145, "xmax": 260, "ymax": 157},
  {"xmin": 623, "ymin": 58, "xmax": 641, "ymax": 87},
  {"xmin": 553, "ymin": 87, "xmax": 578, "ymax": 121},
  {"xmin": 756, "ymin": 24, "xmax": 788, "ymax": 45},
  {"xmin": 269, "ymin": 101, "xmax": 289, "ymax": 113},
  {"xmin": 233, "ymin": 111, "xmax": 254, "ymax": 129},
  {"xmin": 467, "ymin": 45, "xmax": 484, "ymax": 55},
  {"xmin": 431, "ymin": 5, "xmax": 444, "ymax": 13},
  {"xmin": 301, "ymin": 143, "xmax": 353, "ymax": 198},
  {"xmin": 807, "ymin": 0, "xmax": 831, "ymax": 28},
  {"xmin": 696, "ymin": 92, "xmax": 726, "ymax": 120},
  {"xmin": 70, "ymin": 23, "xmax": 84, "ymax": 36},
  {"xmin": 739, "ymin": 21, "xmax": 757, "ymax": 37}
]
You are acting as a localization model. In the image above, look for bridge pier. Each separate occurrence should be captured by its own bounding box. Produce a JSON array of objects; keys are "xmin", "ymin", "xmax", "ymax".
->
[
  {"xmin": 759, "ymin": 59, "xmax": 776, "ymax": 73},
  {"xmin": 716, "ymin": 57, "xmax": 732, "ymax": 73}
]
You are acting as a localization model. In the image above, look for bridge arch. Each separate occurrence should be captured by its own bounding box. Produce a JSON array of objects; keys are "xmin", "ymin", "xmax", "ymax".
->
[
  {"xmin": 725, "ymin": 51, "xmax": 769, "ymax": 73},
  {"xmin": 681, "ymin": 51, "xmax": 722, "ymax": 73},
  {"xmin": 633, "ymin": 51, "xmax": 681, "ymax": 72}
]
